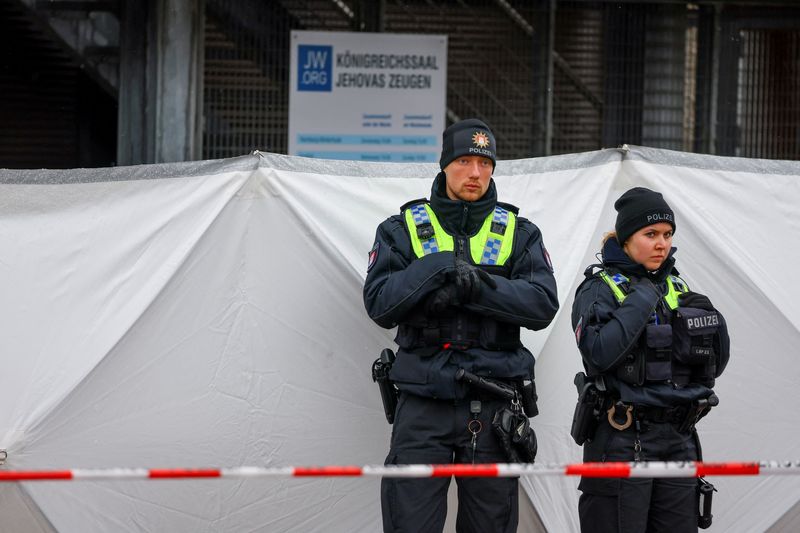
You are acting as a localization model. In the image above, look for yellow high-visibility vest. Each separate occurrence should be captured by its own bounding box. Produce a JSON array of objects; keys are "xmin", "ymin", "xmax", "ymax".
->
[{"xmin": 403, "ymin": 202, "xmax": 516, "ymax": 266}]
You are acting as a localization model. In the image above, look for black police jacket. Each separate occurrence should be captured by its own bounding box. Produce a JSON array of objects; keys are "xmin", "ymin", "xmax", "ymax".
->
[
  {"xmin": 571, "ymin": 237, "xmax": 730, "ymax": 407},
  {"xmin": 363, "ymin": 173, "xmax": 559, "ymax": 399}
]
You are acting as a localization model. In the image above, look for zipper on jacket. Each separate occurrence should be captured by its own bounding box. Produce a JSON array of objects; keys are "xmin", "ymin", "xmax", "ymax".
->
[
  {"xmin": 457, "ymin": 203, "xmax": 470, "ymax": 260},
  {"xmin": 457, "ymin": 236, "xmax": 467, "ymax": 260}
]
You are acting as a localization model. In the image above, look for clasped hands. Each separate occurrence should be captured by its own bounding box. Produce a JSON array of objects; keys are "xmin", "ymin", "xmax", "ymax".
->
[{"xmin": 426, "ymin": 258, "xmax": 497, "ymax": 314}]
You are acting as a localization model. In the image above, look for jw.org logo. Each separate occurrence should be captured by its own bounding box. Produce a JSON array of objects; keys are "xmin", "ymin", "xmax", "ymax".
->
[{"xmin": 298, "ymin": 45, "xmax": 332, "ymax": 92}]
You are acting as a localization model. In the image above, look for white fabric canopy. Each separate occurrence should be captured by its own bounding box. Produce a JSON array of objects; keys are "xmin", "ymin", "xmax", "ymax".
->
[{"xmin": 1, "ymin": 146, "xmax": 799, "ymax": 532}]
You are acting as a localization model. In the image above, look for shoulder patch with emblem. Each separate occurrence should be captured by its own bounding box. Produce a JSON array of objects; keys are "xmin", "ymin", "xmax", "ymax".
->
[
  {"xmin": 541, "ymin": 242, "xmax": 554, "ymax": 273},
  {"xmin": 367, "ymin": 241, "xmax": 380, "ymax": 272}
]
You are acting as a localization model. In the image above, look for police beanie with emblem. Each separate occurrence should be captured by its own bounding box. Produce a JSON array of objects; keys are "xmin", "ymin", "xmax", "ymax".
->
[
  {"xmin": 614, "ymin": 187, "xmax": 676, "ymax": 245},
  {"xmin": 439, "ymin": 118, "xmax": 497, "ymax": 171}
]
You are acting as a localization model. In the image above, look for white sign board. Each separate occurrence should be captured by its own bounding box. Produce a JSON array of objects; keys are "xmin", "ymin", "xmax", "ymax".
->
[{"xmin": 289, "ymin": 30, "xmax": 448, "ymax": 163}]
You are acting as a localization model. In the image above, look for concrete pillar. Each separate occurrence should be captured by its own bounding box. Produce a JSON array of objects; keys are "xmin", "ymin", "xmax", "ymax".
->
[{"xmin": 117, "ymin": 0, "xmax": 203, "ymax": 164}]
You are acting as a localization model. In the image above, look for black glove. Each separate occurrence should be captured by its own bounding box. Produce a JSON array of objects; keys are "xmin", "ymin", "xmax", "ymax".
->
[
  {"xmin": 425, "ymin": 284, "xmax": 461, "ymax": 315},
  {"xmin": 453, "ymin": 258, "xmax": 497, "ymax": 302},
  {"xmin": 492, "ymin": 407, "xmax": 537, "ymax": 463},
  {"xmin": 492, "ymin": 408, "xmax": 523, "ymax": 463},
  {"xmin": 512, "ymin": 419, "xmax": 538, "ymax": 463},
  {"xmin": 679, "ymin": 291, "xmax": 715, "ymax": 311}
]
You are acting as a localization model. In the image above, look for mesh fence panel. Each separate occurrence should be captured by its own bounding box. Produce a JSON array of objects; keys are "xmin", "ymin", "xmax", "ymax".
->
[{"xmin": 201, "ymin": 0, "xmax": 800, "ymax": 160}]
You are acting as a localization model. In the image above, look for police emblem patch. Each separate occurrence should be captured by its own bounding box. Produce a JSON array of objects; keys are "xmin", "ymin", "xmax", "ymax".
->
[
  {"xmin": 472, "ymin": 131, "xmax": 490, "ymax": 148},
  {"xmin": 367, "ymin": 241, "xmax": 380, "ymax": 272},
  {"xmin": 541, "ymin": 242, "xmax": 554, "ymax": 272},
  {"xmin": 574, "ymin": 316, "xmax": 583, "ymax": 345}
]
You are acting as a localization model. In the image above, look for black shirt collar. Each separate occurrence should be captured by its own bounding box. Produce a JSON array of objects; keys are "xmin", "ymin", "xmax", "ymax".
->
[{"xmin": 429, "ymin": 171, "xmax": 497, "ymax": 235}]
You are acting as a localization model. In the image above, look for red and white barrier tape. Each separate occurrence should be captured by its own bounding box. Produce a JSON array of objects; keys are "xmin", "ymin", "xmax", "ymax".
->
[{"xmin": 1, "ymin": 461, "xmax": 799, "ymax": 482}]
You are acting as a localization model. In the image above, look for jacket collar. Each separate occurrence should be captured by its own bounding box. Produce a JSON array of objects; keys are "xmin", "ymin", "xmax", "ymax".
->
[
  {"xmin": 602, "ymin": 237, "xmax": 678, "ymax": 281},
  {"xmin": 429, "ymin": 171, "xmax": 497, "ymax": 235}
]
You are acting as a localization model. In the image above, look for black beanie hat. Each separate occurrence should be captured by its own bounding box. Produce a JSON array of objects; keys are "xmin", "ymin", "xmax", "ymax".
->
[
  {"xmin": 614, "ymin": 187, "xmax": 676, "ymax": 245},
  {"xmin": 439, "ymin": 118, "xmax": 497, "ymax": 171}
]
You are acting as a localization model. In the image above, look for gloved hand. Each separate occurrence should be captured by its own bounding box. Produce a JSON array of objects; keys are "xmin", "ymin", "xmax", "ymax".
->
[
  {"xmin": 453, "ymin": 258, "xmax": 498, "ymax": 302},
  {"xmin": 425, "ymin": 284, "xmax": 460, "ymax": 315},
  {"xmin": 679, "ymin": 291, "xmax": 715, "ymax": 311}
]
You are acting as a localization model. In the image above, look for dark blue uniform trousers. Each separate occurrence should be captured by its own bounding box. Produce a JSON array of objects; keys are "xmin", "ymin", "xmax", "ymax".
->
[
  {"xmin": 381, "ymin": 392, "xmax": 519, "ymax": 533},
  {"xmin": 578, "ymin": 418, "xmax": 699, "ymax": 533}
]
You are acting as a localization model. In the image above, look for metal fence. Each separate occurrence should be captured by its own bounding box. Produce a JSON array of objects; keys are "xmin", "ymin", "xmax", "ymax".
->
[
  {"xmin": 737, "ymin": 30, "xmax": 800, "ymax": 160},
  {"xmin": 201, "ymin": 0, "xmax": 800, "ymax": 161}
]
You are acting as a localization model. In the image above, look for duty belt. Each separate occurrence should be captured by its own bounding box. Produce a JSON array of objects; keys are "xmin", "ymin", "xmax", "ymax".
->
[
  {"xmin": 633, "ymin": 404, "xmax": 690, "ymax": 425},
  {"xmin": 409, "ymin": 323, "xmax": 521, "ymax": 351},
  {"xmin": 606, "ymin": 400, "xmax": 692, "ymax": 430},
  {"xmin": 420, "ymin": 322, "xmax": 481, "ymax": 348}
]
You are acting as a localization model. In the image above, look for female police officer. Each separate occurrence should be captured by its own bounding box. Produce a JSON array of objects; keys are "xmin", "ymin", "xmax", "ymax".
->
[{"xmin": 571, "ymin": 187, "xmax": 730, "ymax": 533}]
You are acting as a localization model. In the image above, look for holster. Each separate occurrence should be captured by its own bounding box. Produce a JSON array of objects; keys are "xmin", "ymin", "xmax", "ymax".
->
[
  {"xmin": 698, "ymin": 478, "xmax": 715, "ymax": 529},
  {"xmin": 678, "ymin": 393, "xmax": 719, "ymax": 433},
  {"xmin": 372, "ymin": 349, "xmax": 399, "ymax": 424},
  {"xmin": 570, "ymin": 372, "xmax": 604, "ymax": 445},
  {"xmin": 693, "ymin": 427, "xmax": 716, "ymax": 529}
]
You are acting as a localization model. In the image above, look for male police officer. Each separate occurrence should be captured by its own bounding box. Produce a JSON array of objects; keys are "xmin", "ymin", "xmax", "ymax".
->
[{"xmin": 363, "ymin": 119, "xmax": 558, "ymax": 533}]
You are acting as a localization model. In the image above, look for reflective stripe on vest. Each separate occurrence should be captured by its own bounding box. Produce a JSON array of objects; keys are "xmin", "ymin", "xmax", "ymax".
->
[
  {"xmin": 470, "ymin": 206, "xmax": 517, "ymax": 265},
  {"xmin": 598, "ymin": 271, "xmax": 688, "ymax": 310},
  {"xmin": 404, "ymin": 203, "xmax": 454, "ymax": 256},
  {"xmin": 404, "ymin": 203, "xmax": 516, "ymax": 265}
]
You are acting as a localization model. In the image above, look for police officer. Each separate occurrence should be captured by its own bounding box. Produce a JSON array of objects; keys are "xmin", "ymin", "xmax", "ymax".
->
[
  {"xmin": 363, "ymin": 118, "xmax": 558, "ymax": 533},
  {"xmin": 571, "ymin": 187, "xmax": 730, "ymax": 533}
]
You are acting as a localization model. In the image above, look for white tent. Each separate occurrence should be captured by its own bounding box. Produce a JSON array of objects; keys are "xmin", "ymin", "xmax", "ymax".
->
[{"xmin": 1, "ymin": 146, "xmax": 799, "ymax": 532}]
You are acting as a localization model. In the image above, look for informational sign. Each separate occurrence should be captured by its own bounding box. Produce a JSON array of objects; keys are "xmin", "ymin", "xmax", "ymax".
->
[{"xmin": 289, "ymin": 31, "xmax": 448, "ymax": 163}]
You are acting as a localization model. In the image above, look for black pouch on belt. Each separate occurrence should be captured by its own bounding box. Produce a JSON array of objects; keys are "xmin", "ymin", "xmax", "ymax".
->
[{"xmin": 517, "ymin": 378, "xmax": 539, "ymax": 418}]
